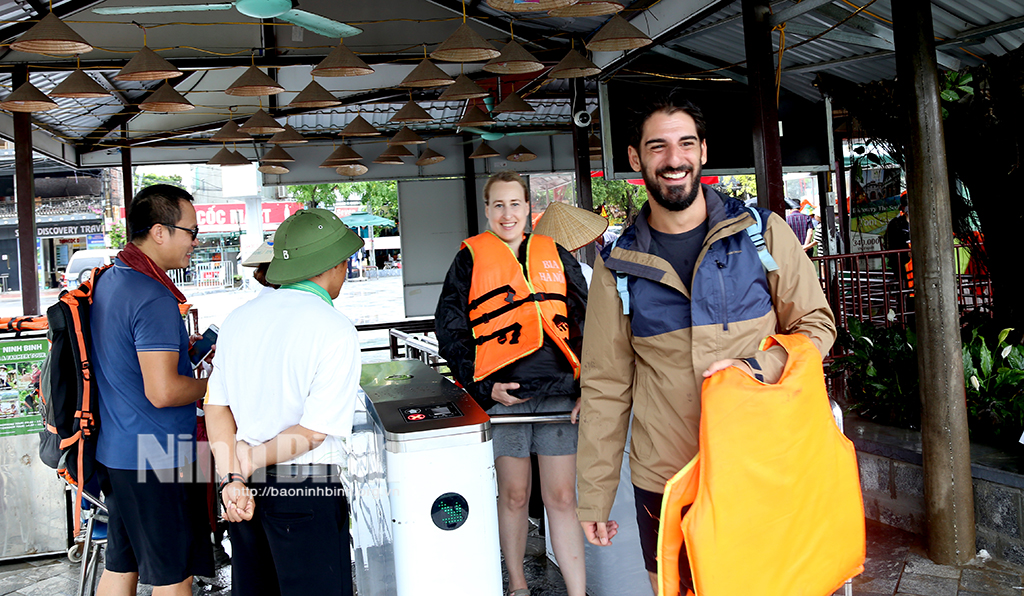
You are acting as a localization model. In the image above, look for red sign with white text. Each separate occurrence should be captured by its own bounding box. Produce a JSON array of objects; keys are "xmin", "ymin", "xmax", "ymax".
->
[{"xmin": 119, "ymin": 202, "xmax": 301, "ymax": 234}]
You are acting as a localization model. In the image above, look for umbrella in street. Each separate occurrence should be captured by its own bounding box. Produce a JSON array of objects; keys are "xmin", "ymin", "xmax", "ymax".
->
[
  {"xmin": 341, "ymin": 211, "xmax": 394, "ymax": 228},
  {"xmin": 340, "ymin": 211, "xmax": 396, "ymax": 276}
]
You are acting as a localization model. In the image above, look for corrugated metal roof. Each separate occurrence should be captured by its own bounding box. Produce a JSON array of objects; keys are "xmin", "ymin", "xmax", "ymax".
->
[
  {"xmin": 660, "ymin": 0, "xmax": 1024, "ymax": 102},
  {"xmin": 0, "ymin": 0, "xmax": 1019, "ymax": 167}
]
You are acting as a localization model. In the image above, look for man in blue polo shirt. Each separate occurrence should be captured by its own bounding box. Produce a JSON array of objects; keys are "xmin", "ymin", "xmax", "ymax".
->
[{"xmin": 92, "ymin": 184, "xmax": 213, "ymax": 596}]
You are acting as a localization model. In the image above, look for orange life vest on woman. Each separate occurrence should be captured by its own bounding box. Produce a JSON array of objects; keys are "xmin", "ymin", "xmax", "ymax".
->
[
  {"xmin": 462, "ymin": 231, "xmax": 580, "ymax": 382},
  {"xmin": 657, "ymin": 333, "xmax": 864, "ymax": 596}
]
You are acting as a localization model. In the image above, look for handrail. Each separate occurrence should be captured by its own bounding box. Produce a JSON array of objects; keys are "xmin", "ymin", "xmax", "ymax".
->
[{"xmin": 489, "ymin": 413, "xmax": 572, "ymax": 425}]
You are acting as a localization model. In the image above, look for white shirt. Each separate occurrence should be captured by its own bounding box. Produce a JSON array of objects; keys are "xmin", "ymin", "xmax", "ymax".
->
[{"xmin": 206, "ymin": 287, "xmax": 360, "ymax": 466}]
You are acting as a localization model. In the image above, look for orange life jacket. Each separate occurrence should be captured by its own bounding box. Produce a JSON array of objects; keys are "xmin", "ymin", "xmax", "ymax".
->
[
  {"xmin": 657, "ymin": 333, "xmax": 865, "ymax": 596},
  {"xmin": 462, "ymin": 231, "xmax": 580, "ymax": 382}
]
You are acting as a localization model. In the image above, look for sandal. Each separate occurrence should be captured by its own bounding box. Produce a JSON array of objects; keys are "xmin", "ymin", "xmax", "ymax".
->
[{"xmin": 508, "ymin": 590, "xmax": 531, "ymax": 596}]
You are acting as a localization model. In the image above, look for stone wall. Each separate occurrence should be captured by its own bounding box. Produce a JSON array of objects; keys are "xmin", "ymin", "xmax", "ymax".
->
[{"xmin": 848, "ymin": 418, "xmax": 1024, "ymax": 566}]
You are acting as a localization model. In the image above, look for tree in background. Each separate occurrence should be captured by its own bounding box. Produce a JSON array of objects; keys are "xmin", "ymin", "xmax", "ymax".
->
[
  {"xmin": 288, "ymin": 184, "xmax": 340, "ymax": 208},
  {"xmin": 717, "ymin": 175, "xmax": 758, "ymax": 201},
  {"xmin": 286, "ymin": 182, "xmax": 398, "ymax": 235},
  {"xmin": 342, "ymin": 180, "xmax": 398, "ymax": 222},
  {"xmin": 591, "ymin": 177, "xmax": 645, "ymax": 224},
  {"xmin": 134, "ymin": 172, "xmax": 184, "ymax": 191}
]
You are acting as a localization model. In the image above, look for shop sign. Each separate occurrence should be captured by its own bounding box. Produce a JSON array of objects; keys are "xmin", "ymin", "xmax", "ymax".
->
[
  {"xmin": 119, "ymin": 202, "xmax": 300, "ymax": 234},
  {"xmin": 86, "ymin": 233, "xmax": 106, "ymax": 249},
  {"xmin": 36, "ymin": 222, "xmax": 104, "ymax": 238},
  {"xmin": 0, "ymin": 338, "xmax": 48, "ymax": 438}
]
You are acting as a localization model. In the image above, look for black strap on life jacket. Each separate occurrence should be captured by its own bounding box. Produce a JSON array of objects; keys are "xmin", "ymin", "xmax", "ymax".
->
[
  {"xmin": 469, "ymin": 292, "xmax": 567, "ymax": 328},
  {"xmin": 472, "ymin": 322, "xmax": 523, "ymax": 346},
  {"xmin": 468, "ymin": 284, "xmax": 517, "ymax": 312}
]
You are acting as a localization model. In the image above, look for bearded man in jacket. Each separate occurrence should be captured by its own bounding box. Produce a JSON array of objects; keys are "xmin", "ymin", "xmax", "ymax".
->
[{"xmin": 575, "ymin": 92, "xmax": 836, "ymax": 592}]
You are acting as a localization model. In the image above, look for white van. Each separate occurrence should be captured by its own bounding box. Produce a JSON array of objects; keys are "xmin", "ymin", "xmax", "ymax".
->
[{"xmin": 61, "ymin": 248, "xmax": 119, "ymax": 289}]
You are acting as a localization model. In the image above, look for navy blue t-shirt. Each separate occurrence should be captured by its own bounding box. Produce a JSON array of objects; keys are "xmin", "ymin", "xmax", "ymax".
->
[
  {"xmin": 650, "ymin": 219, "xmax": 708, "ymax": 291},
  {"xmin": 91, "ymin": 259, "xmax": 195, "ymax": 470}
]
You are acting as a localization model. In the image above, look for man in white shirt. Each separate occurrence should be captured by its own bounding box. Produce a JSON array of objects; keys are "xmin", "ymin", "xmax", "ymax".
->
[{"xmin": 205, "ymin": 208, "xmax": 364, "ymax": 596}]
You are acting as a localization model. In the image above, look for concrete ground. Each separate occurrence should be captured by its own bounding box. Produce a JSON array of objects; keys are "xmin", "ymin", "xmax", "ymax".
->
[{"xmin": 4, "ymin": 519, "xmax": 1024, "ymax": 595}]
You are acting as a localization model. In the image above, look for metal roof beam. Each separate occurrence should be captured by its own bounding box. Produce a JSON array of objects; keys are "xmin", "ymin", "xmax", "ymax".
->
[
  {"xmin": 766, "ymin": 0, "xmax": 835, "ymax": 28},
  {"xmin": 650, "ymin": 46, "xmax": 747, "ymax": 84},
  {"xmin": 813, "ymin": 3, "xmax": 959, "ymax": 70},
  {"xmin": 783, "ymin": 23, "xmax": 894, "ymax": 50},
  {"xmin": 941, "ymin": 14, "xmax": 1024, "ymax": 46}
]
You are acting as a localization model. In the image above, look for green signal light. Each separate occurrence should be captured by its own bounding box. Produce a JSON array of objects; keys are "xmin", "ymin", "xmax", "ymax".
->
[{"xmin": 431, "ymin": 493, "xmax": 469, "ymax": 531}]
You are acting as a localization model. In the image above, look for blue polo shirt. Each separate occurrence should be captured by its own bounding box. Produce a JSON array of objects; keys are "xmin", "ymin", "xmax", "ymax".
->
[{"xmin": 91, "ymin": 259, "xmax": 195, "ymax": 470}]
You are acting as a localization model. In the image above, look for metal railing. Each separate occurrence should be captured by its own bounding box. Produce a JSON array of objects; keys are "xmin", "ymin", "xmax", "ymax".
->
[
  {"xmin": 388, "ymin": 328, "xmax": 443, "ymax": 370},
  {"xmin": 813, "ymin": 244, "xmax": 992, "ymax": 331},
  {"xmin": 168, "ymin": 261, "xmax": 236, "ymax": 289}
]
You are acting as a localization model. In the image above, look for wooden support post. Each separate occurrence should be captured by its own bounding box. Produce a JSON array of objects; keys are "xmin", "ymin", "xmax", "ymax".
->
[
  {"xmin": 571, "ymin": 77, "xmax": 595, "ymax": 266},
  {"xmin": 893, "ymin": 0, "xmax": 975, "ymax": 565},
  {"xmin": 13, "ymin": 65, "xmax": 39, "ymax": 315},
  {"xmin": 122, "ymin": 125, "xmax": 133, "ymax": 228},
  {"xmin": 741, "ymin": 0, "xmax": 785, "ymax": 215},
  {"xmin": 462, "ymin": 133, "xmax": 479, "ymax": 237}
]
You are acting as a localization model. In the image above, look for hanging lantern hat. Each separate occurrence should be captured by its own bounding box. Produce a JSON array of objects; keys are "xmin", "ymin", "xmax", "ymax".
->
[
  {"xmin": 50, "ymin": 59, "xmax": 109, "ymax": 99},
  {"xmin": 586, "ymin": 15, "xmax": 653, "ymax": 52},
  {"xmin": 139, "ymin": 81, "xmax": 194, "ymax": 112},
  {"xmin": 0, "ymin": 81, "xmax": 58, "ymax": 112},
  {"xmin": 226, "ymin": 56, "xmax": 285, "ymax": 96},
  {"xmin": 430, "ymin": 6, "xmax": 500, "ymax": 63},
  {"xmin": 11, "ymin": 12, "xmax": 93, "ymax": 55},
  {"xmin": 116, "ymin": 27, "xmax": 182, "ymax": 81},
  {"xmin": 312, "ymin": 40, "xmax": 374, "ymax": 77}
]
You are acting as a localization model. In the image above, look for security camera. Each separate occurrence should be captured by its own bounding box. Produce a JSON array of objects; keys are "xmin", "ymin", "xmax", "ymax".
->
[{"xmin": 573, "ymin": 110, "xmax": 592, "ymax": 128}]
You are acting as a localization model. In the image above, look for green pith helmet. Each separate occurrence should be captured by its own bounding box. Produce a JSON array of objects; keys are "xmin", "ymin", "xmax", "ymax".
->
[{"xmin": 266, "ymin": 208, "xmax": 363, "ymax": 285}]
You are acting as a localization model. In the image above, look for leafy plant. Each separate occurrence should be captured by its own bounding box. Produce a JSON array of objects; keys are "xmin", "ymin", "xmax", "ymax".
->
[
  {"xmin": 962, "ymin": 325, "xmax": 1024, "ymax": 441},
  {"xmin": 830, "ymin": 316, "xmax": 921, "ymax": 429},
  {"xmin": 940, "ymin": 71, "xmax": 974, "ymax": 119},
  {"xmin": 109, "ymin": 222, "xmax": 126, "ymax": 249}
]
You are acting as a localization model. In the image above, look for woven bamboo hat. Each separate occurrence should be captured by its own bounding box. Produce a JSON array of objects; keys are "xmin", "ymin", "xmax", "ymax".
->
[
  {"xmin": 533, "ymin": 201, "xmax": 609, "ymax": 251},
  {"xmin": 586, "ymin": 15, "xmax": 652, "ymax": 52},
  {"xmin": 431, "ymin": 23, "xmax": 500, "ymax": 62},
  {"xmin": 242, "ymin": 232, "xmax": 276, "ymax": 266}
]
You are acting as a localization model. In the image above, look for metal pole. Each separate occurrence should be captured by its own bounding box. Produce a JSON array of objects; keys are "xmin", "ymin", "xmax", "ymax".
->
[
  {"xmin": 121, "ymin": 125, "xmax": 133, "ymax": 227},
  {"xmin": 571, "ymin": 76, "xmax": 596, "ymax": 266},
  {"xmin": 741, "ymin": 0, "xmax": 786, "ymax": 216},
  {"xmin": 13, "ymin": 65, "xmax": 39, "ymax": 316},
  {"xmin": 462, "ymin": 133, "xmax": 479, "ymax": 237},
  {"xmin": 892, "ymin": 0, "xmax": 975, "ymax": 565},
  {"xmin": 834, "ymin": 124, "xmax": 851, "ymax": 254}
]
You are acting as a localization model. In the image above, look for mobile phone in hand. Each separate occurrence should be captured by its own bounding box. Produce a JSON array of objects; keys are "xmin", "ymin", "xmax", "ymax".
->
[{"xmin": 190, "ymin": 324, "xmax": 219, "ymax": 369}]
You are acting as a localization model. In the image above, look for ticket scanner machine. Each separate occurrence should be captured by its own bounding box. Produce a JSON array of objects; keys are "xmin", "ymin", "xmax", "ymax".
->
[{"xmin": 352, "ymin": 360, "xmax": 501, "ymax": 596}]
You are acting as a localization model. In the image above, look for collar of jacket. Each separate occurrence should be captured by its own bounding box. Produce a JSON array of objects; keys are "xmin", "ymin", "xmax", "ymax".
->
[{"xmin": 602, "ymin": 185, "xmax": 756, "ymax": 290}]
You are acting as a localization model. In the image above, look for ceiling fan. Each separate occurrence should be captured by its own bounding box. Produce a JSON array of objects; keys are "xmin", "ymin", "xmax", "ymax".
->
[
  {"xmin": 461, "ymin": 128, "xmax": 562, "ymax": 143},
  {"xmin": 94, "ymin": 0, "xmax": 362, "ymax": 39}
]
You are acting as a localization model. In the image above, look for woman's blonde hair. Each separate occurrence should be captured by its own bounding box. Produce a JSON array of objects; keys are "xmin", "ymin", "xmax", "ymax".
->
[{"xmin": 483, "ymin": 171, "xmax": 528, "ymax": 205}]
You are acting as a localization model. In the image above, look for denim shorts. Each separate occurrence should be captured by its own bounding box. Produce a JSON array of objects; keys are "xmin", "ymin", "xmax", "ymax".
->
[{"xmin": 486, "ymin": 395, "xmax": 578, "ymax": 459}]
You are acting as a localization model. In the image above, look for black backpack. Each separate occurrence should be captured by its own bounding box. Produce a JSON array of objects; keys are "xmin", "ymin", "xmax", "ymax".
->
[{"xmin": 37, "ymin": 265, "xmax": 111, "ymax": 535}]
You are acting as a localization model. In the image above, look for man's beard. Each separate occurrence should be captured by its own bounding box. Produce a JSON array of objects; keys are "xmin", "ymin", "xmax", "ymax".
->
[{"xmin": 642, "ymin": 163, "xmax": 701, "ymax": 212}]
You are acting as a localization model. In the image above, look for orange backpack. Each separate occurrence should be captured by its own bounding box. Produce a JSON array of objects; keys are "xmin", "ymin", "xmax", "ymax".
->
[{"xmin": 658, "ymin": 334, "xmax": 864, "ymax": 596}]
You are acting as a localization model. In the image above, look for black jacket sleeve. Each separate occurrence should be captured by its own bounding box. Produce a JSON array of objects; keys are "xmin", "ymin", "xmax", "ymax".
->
[
  {"xmin": 557, "ymin": 245, "xmax": 588, "ymax": 360},
  {"xmin": 434, "ymin": 247, "xmax": 496, "ymax": 410}
]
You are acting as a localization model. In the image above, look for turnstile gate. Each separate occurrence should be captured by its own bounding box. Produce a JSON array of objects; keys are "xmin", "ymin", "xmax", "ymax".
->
[{"xmin": 352, "ymin": 360, "xmax": 501, "ymax": 596}]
